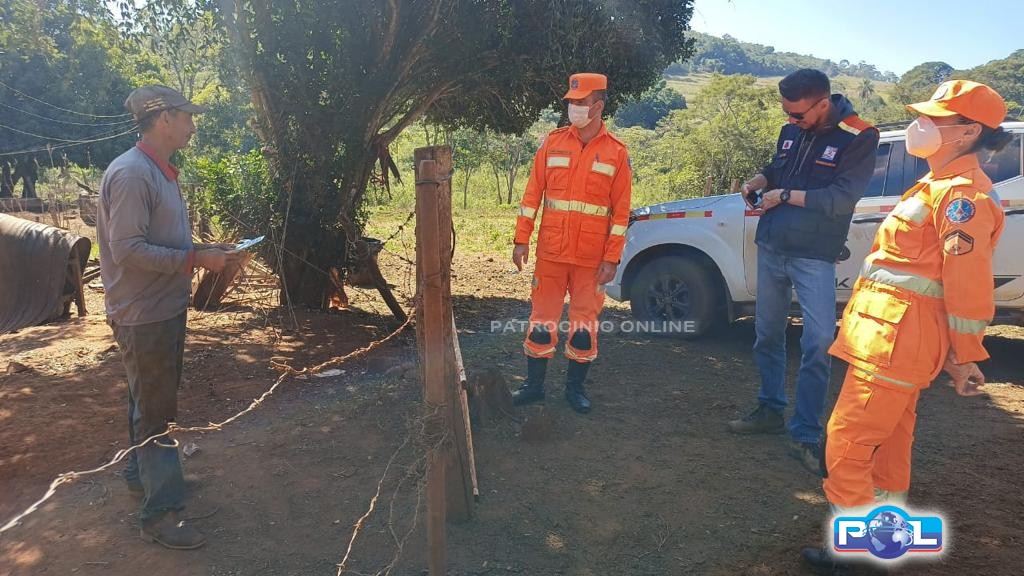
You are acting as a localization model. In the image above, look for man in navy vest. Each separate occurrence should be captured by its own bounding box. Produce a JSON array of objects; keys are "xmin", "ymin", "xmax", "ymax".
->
[{"xmin": 728, "ymin": 69, "xmax": 879, "ymax": 475}]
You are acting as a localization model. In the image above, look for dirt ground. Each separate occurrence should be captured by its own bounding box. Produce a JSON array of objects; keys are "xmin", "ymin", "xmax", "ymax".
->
[{"xmin": 2, "ymin": 239, "xmax": 1023, "ymax": 576}]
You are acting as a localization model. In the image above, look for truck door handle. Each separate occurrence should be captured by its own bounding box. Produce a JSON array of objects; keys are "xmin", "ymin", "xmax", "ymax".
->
[{"xmin": 852, "ymin": 216, "xmax": 886, "ymax": 224}]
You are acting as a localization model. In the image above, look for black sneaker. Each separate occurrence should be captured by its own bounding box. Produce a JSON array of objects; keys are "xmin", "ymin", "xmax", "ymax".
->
[
  {"xmin": 790, "ymin": 441, "xmax": 823, "ymax": 476},
  {"xmin": 727, "ymin": 404, "xmax": 785, "ymax": 435}
]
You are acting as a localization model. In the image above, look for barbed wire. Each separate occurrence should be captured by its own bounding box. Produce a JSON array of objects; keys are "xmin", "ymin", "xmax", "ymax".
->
[
  {"xmin": 0, "ymin": 307, "xmax": 416, "ymax": 534},
  {"xmin": 0, "ymin": 100, "xmax": 139, "ymax": 127},
  {"xmin": 336, "ymin": 404, "xmax": 447, "ymax": 576},
  {"xmin": 0, "ymin": 125, "xmax": 138, "ymax": 157},
  {"xmin": 0, "ymin": 120, "xmax": 136, "ymax": 144},
  {"xmin": 0, "ymin": 79, "xmax": 134, "ymax": 119},
  {"xmin": 381, "ymin": 210, "xmax": 415, "ymax": 245},
  {"xmin": 214, "ymin": 205, "xmax": 417, "ymax": 318}
]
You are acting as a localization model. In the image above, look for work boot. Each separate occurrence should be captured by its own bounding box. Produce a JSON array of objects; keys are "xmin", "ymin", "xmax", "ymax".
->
[
  {"xmin": 727, "ymin": 404, "xmax": 785, "ymax": 434},
  {"xmin": 140, "ymin": 511, "xmax": 207, "ymax": 550},
  {"xmin": 790, "ymin": 440, "xmax": 823, "ymax": 476},
  {"xmin": 564, "ymin": 360, "xmax": 592, "ymax": 414},
  {"xmin": 800, "ymin": 546, "xmax": 853, "ymax": 575},
  {"xmin": 512, "ymin": 357, "xmax": 548, "ymax": 406},
  {"xmin": 126, "ymin": 479, "xmax": 144, "ymax": 497}
]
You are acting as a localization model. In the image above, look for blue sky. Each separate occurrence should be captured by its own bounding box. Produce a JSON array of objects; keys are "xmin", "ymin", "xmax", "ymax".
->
[{"xmin": 690, "ymin": 0, "xmax": 1021, "ymax": 76}]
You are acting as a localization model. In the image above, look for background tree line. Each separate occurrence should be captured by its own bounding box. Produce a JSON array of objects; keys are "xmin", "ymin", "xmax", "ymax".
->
[{"xmin": 2, "ymin": 0, "xmax": 1021, "ymax": 307}]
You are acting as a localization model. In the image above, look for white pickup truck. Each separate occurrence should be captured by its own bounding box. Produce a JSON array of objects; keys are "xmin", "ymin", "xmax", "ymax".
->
[{"xmin": 607, "ymin": 121, "xmax": 1024, "ymax": 338}]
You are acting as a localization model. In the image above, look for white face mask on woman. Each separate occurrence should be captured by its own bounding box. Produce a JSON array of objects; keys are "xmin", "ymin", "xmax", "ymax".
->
[
  {"xmin": 568, "ymin": 103, "xmax": 594, "ymax": 129},
  {"xmin": 905, "ymin": 115, "xmax": 971, "ymax": 158}
]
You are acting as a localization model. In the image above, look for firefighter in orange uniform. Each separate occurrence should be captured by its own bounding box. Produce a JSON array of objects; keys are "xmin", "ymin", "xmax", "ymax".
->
[
  {"xmin": 510, "ymin": 72, "xmax": 632, "ymax": 414},
  {"xmin": 802, "ymin": 80, "xmax": 1012, "ymax": 571}
]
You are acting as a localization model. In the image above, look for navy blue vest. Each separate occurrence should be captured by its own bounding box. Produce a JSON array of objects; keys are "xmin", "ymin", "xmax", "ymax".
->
[{"xmin": 755, "ymin": 114, "xmax": 874, "ymax": 262}]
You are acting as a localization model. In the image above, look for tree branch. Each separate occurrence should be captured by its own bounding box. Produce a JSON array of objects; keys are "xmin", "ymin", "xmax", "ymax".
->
[
  {"xmin": 376, "ymin": 0, "xmax": 400, "ymax": 67},
  {"xmin": 378, "ymin": 81, "xmax": 454, "ymax": 147},
  {"xmin": 366, "ymin": 0, "xmax": 449, "ymax": 142}
]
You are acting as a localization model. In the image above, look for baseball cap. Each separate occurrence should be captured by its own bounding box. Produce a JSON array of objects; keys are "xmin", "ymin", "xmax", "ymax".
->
[
  {"xmin": 907, "ymin": 80, "xmax": 1007, "ymax": 129},
  {"xmin": 124, "ymin": 85, "xmax": 208, "ymax": 121},
  {"xmin": 563, "ymin": 73, "xmax": 608, "ymax": 100}
]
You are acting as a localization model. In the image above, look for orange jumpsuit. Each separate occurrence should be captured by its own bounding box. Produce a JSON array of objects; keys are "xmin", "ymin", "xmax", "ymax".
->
[
  {"xmin": 514, "ymin": 123, "xmax": 632, "ymax": 362},
  {"xmin": 824, "ymin": 154, "xmax": 1005, "ymax": 508}
]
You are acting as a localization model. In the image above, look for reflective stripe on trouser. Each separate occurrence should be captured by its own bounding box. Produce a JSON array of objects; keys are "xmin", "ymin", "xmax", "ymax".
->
[
  {"xmin": 524, "ymin": 258, "xmax": 605, "ymax": 362},
  {"xmin": 822, "ymin": 370, "xmax": 921, "ymax": 508}
]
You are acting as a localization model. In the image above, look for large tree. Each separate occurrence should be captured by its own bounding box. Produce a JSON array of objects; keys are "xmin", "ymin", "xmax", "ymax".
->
[
  {"xmin": 959, "ymin": 49, "xmax": 1024, "ymax": 116},
  {"xmin": 892, "ymin": 61, "xmax": 954, "ymax": 106},
  {"xmin": 649, "ymin": 74, "xmax": 782, "ymax": 200},
  {"xmin": 216, "ymin": 0, "xmax": 695, "ymax": 308},
  {"xmin": 0, "ymin": 0, "xmax": 143, "ymax": 197}
]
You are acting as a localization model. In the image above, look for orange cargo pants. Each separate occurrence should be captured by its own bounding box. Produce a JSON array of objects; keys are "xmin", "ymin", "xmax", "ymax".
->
[
  {"xmin": 823, "ymin": 370, "xmax": 922, "ymax": 508},
  {"xmin": 523, "ymin": 258, "xmax": 605, "ymax": 363},
  {"xmin": 824, "ymin": 279, "xmax": 950, "ymax": 508}
]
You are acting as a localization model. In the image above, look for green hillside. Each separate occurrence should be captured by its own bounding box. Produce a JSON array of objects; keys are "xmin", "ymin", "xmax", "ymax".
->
[{"xmin": 663, "ymin": 73, "xmax": 895, "ymax": 101}]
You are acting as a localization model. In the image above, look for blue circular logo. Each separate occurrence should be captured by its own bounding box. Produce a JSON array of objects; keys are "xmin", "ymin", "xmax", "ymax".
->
[
  {"xmin": 571, "ymin": 78, "xmax": 579, "ymax": 89},
  {"xmin": 945, "ymin": 198, "xmax": 975, "ymax": 224},
  {"xmin": 866, "ymin": 510, "xmax": 916, "ymax": 559}
]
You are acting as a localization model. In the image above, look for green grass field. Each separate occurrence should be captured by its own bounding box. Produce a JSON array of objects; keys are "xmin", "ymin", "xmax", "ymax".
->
[{"xmin": 364, "ymin": 201, "xmax": 517, "ymax": 257}]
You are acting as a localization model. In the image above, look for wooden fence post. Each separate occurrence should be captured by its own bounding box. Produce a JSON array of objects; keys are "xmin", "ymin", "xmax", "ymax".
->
[
  {"xmin": 415, "ymin": 144, "xmax": 477, "ymax": 575},
  {"xmin": 415, "ymin": 155, "xmax": 447, "ymax": 576}
]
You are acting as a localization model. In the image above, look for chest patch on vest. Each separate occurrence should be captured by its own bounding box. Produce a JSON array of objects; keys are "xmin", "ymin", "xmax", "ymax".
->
[
  {"xmin": 821, "ymin": 145, "xmax": 839, "ymax": 161},
  {"xmin": 782, "ymin": 139, "xmax": 793, "ymax": 150}
]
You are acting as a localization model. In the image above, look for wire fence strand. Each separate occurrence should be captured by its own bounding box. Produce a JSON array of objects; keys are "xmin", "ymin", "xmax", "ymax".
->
[{"xmin": 0, "ymin": 307, "xmax": 416, "ymax": 534}]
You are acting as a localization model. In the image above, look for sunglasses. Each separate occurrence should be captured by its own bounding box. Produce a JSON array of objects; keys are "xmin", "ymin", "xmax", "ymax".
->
[{"xmin": 785, "ymin": 96, "xmax": 828, "ymax": 121}]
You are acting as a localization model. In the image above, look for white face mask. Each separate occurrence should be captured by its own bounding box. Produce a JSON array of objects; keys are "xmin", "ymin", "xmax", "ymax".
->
[
  {"xmin": 905, "ymin": 116, "xmax": 969, "ymax": 159},
  {"xmin": 568, "ymin": 103, "xmax": 594, "ymax": 128}
]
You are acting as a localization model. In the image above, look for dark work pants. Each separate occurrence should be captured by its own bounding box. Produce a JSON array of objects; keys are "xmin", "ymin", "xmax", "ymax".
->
[{"xmin": 111, "ymin": 312, "xmax": 187, "ymax": 522}]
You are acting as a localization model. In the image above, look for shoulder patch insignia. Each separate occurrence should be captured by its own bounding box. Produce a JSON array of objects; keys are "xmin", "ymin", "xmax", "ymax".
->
[
  {"xmin": 945, "ymin": 198, "xmax": 975, "ymax": 224},
  {"xmin": 943, "ymin": 230, "xmax": 975, "ymax": 256}
]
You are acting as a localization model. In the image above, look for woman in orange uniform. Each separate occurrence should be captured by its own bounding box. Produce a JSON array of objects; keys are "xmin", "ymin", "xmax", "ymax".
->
[{"xmin": 802, "ymin": 80, "xmax": 1013, "ymax": 572}]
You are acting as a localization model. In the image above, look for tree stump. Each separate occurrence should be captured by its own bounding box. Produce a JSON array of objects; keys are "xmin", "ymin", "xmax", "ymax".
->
[{"xmin": 468, "ymin": 366, "xmax": 514, "ymax": 427}]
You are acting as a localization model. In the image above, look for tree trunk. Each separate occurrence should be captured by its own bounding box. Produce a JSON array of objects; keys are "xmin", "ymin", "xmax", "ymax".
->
[
  {"xmin": 0, "ymin": 162, "xmax": 13, "ymax": 198},
  {"xmin": 505, "ymin": 168, "xmax": 516, "ymax": 204},
  {"xmin": 492, "ymin": 167, "xmax": 502, "ymax": 204},
  {"xmin": 14, "ymin": 157, "xmax": 37, "ymax": 199},
  {"xmin": 275, "ymin": 149, "xmax": 376, "ymax": 310}
]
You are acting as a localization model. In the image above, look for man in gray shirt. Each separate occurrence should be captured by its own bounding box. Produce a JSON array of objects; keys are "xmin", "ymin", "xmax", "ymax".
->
[{"xmin": 98, "ymin": 85, "xmax": 238, "ymax": 549}]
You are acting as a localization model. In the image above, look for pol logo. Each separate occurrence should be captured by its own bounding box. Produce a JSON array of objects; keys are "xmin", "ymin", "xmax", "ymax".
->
[{"xmin": 833, "ymin": 505, "xmax": 943, "ymax": 560}]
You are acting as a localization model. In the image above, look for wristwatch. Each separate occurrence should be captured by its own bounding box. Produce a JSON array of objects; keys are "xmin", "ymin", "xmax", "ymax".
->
[{"xmin": 780, "ymin": 189, "xmax": 791, "ymax": 204}]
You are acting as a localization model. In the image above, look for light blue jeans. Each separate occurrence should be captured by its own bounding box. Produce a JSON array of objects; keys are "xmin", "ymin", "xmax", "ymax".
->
[{"xmin": 753, "ymin": 246, "xmax": 836, "ymax": 444}]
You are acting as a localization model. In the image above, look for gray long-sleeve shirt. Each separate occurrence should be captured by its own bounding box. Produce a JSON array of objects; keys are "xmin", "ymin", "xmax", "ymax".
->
[{"xmin": 97, "ymin": 145, "xmax": 193, "ymax": 326}]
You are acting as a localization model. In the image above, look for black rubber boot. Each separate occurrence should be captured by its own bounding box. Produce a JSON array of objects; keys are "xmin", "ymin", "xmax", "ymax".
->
[
  {"xmin": 512, "ymin": 356, "xmax": 548, "ymax": 406},
  {"xmin": 564, "ymin": 360, "xmax": 592, "ymax": 414}
]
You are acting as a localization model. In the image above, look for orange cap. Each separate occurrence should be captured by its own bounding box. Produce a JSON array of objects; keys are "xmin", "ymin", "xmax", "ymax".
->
[
  {"xmin": 906, "ymin": 80, "xmax": 1007, "ymax": 129},
  {"xmin": 563, "ymin": 73, "xmax": 607, "ymax": 100}
]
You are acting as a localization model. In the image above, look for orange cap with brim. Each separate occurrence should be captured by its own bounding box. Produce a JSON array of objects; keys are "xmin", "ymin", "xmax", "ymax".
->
[
  {"xmin": 564, "ymin": 73, "xmax": 607, "ymax": 100},
  {"xmin": 906, "ymin": 80, "xmax": 1006, "ymax": 129}
]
